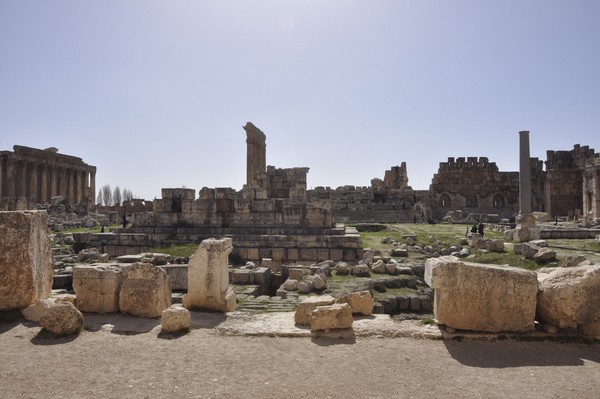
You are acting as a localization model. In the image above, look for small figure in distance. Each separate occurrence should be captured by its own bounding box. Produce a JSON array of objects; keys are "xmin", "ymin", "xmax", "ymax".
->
[{"xmin": 478, "ymin": 223, "xmax": 484, "ymax": 237}]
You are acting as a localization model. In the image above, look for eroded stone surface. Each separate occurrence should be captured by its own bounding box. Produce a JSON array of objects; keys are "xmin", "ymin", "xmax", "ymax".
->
[
  {"xmin": 161, "ymin": 306, "xmax": 191, "ymax": 333},
  {"xmin": 73, "ymin": 264, "xmax": 126, "ymax": 313},
  {"xmin": 310, "ymin": 303, "xmax": 353, "ymax": 331},
  {"xmin": 119, "ymin": 263, "xmax": 171, "ymax": 318},
  {"xmin": 425, "ymin": 256, "xmax": 538, "ymax": 333},
  {"xmin": 340, "ymin": 291, "xmax": 373, "ymax": 316},
  {"xmin": 0, "ymin": 211, "xmax": 54, "ymax": 310},
  {"xmin": 537, "ymin": 265, "xmax": 600, "ymax": 329},
  {"xmin": 183, "ymin": 238, "xmax": 236, "ymax": 312},
  {"xmin": 294, "ymin": 295, "xmax": 336, "ymax": 326},
  {"xmin": 39, "ymin": 301, "xmax": 84, "ymax": 336}
]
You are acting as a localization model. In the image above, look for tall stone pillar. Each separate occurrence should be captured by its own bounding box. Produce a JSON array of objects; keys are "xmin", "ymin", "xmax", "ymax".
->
[
  {"xmin": 243, "ymin": 122, "xmax": 267, "ymax": 187},
  {"xmin": 18, "ymin": 161, "xmax": 28, "ymax": 197},
  {"xmin": 69, "ymin": 168, "xmax": 76, "ymax": 204},
  {"xmin": 49, "ymin": 166, "xmax": 57, "ymax": 198},
  {"xmin": 30, "ymin": 163, "xmax": 38, "ymax": 202},
  {"xmin": 513, "ymin": 131, "xmax": 540, "ymax": 242},
  {"xmin": 40, "ymin": 165, "xmax": 48, "ymax": 203},
  {"xmin": 59, "ymin": 167, "xmax": 67, "ymax": 197},
  {"xmin": 7, "ymin": 160, "xmax": 16, "ymax": 197}
]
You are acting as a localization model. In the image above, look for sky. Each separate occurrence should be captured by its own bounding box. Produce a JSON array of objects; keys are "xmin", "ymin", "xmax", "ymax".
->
[{"xmin": 1, "ymin": 1, "xmax": 599, "ymax": 201}]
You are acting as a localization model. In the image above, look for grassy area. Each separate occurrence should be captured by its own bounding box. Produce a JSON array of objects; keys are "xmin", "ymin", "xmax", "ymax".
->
[
  {"xmin": 358, "ymin": 223, "xmax": 504, "ymax": 251},
  {"xmin": 469, "ymin": 251, "xmax": 545, "ymax": 271},
  {"xmin": 148, "ymin": 243, "xmax": 199, "ymax": 257},
  {"xmin": 60, "ymin": 224, "xmax": 121, "ymax": 234}
]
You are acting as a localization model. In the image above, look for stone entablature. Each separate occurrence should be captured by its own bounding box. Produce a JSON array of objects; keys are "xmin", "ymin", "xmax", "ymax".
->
[{"xmin": 0, "ymin": 145, "xmax": 96, "ymax": 212}]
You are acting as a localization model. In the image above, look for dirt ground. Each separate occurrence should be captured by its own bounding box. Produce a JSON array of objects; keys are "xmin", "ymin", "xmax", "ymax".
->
[{"xmin": 2, "ymin": 311, "xmax": 600, "ymax": 399}]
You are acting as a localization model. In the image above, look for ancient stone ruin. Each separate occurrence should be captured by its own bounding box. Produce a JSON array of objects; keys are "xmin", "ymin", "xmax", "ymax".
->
[
  {"xmin": 0, "ymin": 146, "xmax": 96, "ymax": 212},
  {"xmin": 75, "ymin": 122, "xmax": 363, "ymax": 266}
]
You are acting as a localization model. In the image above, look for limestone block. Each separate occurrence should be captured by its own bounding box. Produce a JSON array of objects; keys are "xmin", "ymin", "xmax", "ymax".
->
[
  {"xmin": 161, "ymin": 306, "xmax": 191, "ymax": 333},
  {"xmin": 232, "ymin": 269, "xmax": 253, "ymax": 284},
  {"xmin": 362, "ymin": 250, "xmax": 375, "ymax": 266},
  {"xmin": 537, "ymin": 265, "xmax": 600, "ymax": 329},
  {"xmin": 340, "ymin": 290, "xmax": 373, "ymax": 315},
  {"xmin": 391, "ymin": 248, "xmax": 408, "ymax": 257},
  {"xmin": 534, "ymin": 247, "xmax": 557, "ymax": 264},
  {"xmin": 294, "ymin": 295, "xmax": 336, "ymax": 326},
  {"xmin": 351, "ymin": 264, "xmax": 370, "ymax": 277},
  {"xmin": 183, "ymin": 238, "xmax": 236, "ymax": 312},
  {"xmin": 288, "ymin": 268, "xmax": 305, "ymax": 281},
  {"xmin": 486, "ymin": 240, "xmax": 505, "ymax": 253},
  {"xmin": 298, "ymin": 280, "xmax": 314, "ymax": 294},
  {"xmin": 73, "ymin": 264, "xmax": 126, "ymax": 313},
  {"xmin": 562, "ymin": 255, "xmax": 587, "ymax": 268},
  {"xmin": 425, "ymin": 256, "xmax": 538, "ymax": 333},
  {"xmin": 39, "ymin": 302, "xmax": 84, "ymax": 336},
  {"xmin": 158, "ymin": 265, "xmax": 188, "ymax": 291},
  {"xmin": 334, "ymin": 262, "xmax": 349, "ymax": 275},
  {"xmin": 521, "ymin": 243, "xmax": 540, "ymax": 259},
  {"xmin": 0, "ymin": 211, "xmax": 54, "ymax": 310},
  {"xmin": 119, "ymin": 263, "xmax": 171, "ymax": 318},
  {"xmin": 283, "ymin": 279, "xmax": 298, "ymax": 291},
  {"xmin": 23, "ymin": 299, "xmax": 53, "ymax": 322},
  {"xmin": 309, "ymin": 274, "xmax": 327, "ymax": 290},
  {"xmin": 310, "ymin": 303, "xmax": 353, "ymax": 331},
  {"xmin": 370, "ymin": 260, "xmax": 386, "ymax": 274},
  {"xmin": 252, "ymin": 267, "xmax": 271, "ymax": 284}
]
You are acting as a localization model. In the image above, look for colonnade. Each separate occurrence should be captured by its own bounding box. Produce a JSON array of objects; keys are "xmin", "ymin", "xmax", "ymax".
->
[{"xmin": 0, "ymin": 146, "xmax": 96, "ymax": 207}]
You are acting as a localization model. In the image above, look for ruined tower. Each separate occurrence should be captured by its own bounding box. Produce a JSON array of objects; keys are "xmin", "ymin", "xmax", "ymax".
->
[{"xmin": 244, "ymin": 122, "xmax": 266, "ymax": 187}]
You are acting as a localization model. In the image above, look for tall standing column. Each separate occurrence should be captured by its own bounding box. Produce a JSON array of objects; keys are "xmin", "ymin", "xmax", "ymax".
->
[
  {"xmin": 40, "ymin": 165, "xmax": 48, "ymax": 203},
  {"xmin": 518, "ymin": 131, "xmax": 532, "ymax": 217},
  {"xmin": 30, "ymin": 163, "xmax": 38, "ymax": 202},
  {"xmin": 18, "ymin": 161, "xmax": 28, "ymax": 197},
  {"xmin": 50, "ymin": 166, "xmax": 57, "ymax": 198},
  {"xmin": 514, "ymin": 130, "xmax": 540, "ymax": 242},
  {"xmin": 243, "ymin": 122, "xmax": 267, "ymax": 187}
]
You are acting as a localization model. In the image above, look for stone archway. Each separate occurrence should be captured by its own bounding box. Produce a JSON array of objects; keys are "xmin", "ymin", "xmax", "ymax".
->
[
  {"xmin": 493, "ymin": 193, "xmax": 505, "ymax": 208},
  {"xmin": 439, "ymin": 193, "xmax": 451, "ymax": 208}
]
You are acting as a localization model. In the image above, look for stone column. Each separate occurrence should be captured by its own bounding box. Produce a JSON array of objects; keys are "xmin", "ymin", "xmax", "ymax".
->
[
  {"xmin": 518, "ymin": 131, "xmax": 532, "ymax": 217},
  {"xmin": 18, "ymin": 161, "xmax": 28, "ymax": 197},
  {"xmin": 40, "ymin": 165, "xmax": 48, "ymax": 203},
  {"xmin": 69, "ymin": 168, "xmax": 76, "ymax": 204},
  {"xmin": 30, "ymin": 163, "xmax": 38, "ymax": 202},
  {"xmin": 7, "ymin": 160, "xmax": 16, "ymax": 197},
  {"xmin": 49, "ymin": 166, "xmax": 57, "ymax": 198},
  {"xmin": 59, "ymin": 167, "xmax": 67, "ymax": 197},
  {"xmin": 513, "ymin": 131, "xmax": 540, "ymax": 242},
  {"xmin": 244, "ymin": 122, "xmax": 267, "ymax": 187}
]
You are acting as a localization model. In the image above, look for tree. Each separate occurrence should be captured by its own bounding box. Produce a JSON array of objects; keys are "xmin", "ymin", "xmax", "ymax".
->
[
  {"xmin": 122, "ymin": 188, "xmax": 135, "ymax": 202},
  {"xmin": 96, "ymin": 191, "xmax": 103, "ymax": 206},
  {"xmin": 101, "ymin": 184, "xmax": 112, "ymax": 206},
  {"xmin": 113, "ymin": 186, "xmax": 122, "ymax": 206}
]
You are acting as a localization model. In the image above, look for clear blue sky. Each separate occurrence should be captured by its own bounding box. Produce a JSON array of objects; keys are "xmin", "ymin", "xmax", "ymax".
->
[{"xmin": 1, "ymin": 1, "xmax": 599, "ymax": 200}]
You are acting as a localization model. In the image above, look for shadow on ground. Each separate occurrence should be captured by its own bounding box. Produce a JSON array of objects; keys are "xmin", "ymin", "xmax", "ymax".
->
[{"xmin": 444, "ymin": 339, "xmax": 600, "ymax": 368}]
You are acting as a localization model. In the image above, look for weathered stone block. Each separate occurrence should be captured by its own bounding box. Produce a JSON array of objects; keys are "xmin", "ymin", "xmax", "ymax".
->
[
  {"xmin": 73, "ymin": 264, "xmax": 126, "ymax": 313},
  {"xmin": 0, "ymin": 211, "xmax": 54, "ymax": 310},
  {"xmin": 425, "ymin": 256, "xmax": 538, "ymax": 333},
  {"xmin": 232, "ymin": 269, "xmax": 253, "ymax": 284},
  {"xmin": 183, "ymin": 238, "xmax": 236, "ymax": 312},
  {"xmin": 161, "ymin": 306, "xmax": 191, "ymax": 333},
  {"xmin": 119, "ymin": 263, "xmax": 171, "ymax": 318},
  {"xmin": 310, "ymin": 303, "xmax": 353, "ymax": 331},
  {"xmin": 537, "ymin": 265, "xmax": 600, "ymax": 329},
  {"xmin": 294, "ymin": 295, "xmax": 336, "ymax": 326},
  {"xmin": 252, "ymin": 267, "xmax": 271, "ymax": 284},
  {"xmin": 39, "ymin": 302, "xmax": 84, "ymax": 336},
  {"xmin": 340, "ymin": 291, "xmax": 373, "ymax": 315}
]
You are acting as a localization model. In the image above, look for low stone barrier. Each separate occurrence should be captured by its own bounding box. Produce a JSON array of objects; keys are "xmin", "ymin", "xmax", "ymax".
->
[{"xmin": 425, "ymin": 256, "xmax": 538, "ymax": 333}]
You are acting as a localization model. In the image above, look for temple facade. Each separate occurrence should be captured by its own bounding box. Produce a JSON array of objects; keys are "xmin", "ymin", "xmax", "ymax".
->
[{"xmin": 0, "ymin": 146, "xmax": 96, "ymax": 212}]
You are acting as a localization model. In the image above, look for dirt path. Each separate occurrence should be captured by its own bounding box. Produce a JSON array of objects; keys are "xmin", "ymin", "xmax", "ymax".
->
[{"xmin": 2, "ymin": 314, "xmax": 600, "ymax": 399}]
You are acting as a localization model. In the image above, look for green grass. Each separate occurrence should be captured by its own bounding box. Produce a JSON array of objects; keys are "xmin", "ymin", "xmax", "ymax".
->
[
  {"xmin": 359, "ymin": 223, "xmax": 504, "ymax": 251},
  {"xmin": 61, "ymin": 223, "xmax": 121, "ymax": 234},
  {"xmin": 148, "ymin": 243, "xmax": 198, "ymax": 257},
  {"xmin": 469, "ymin": 251, "xmax": 546, "ymax": 270}
]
